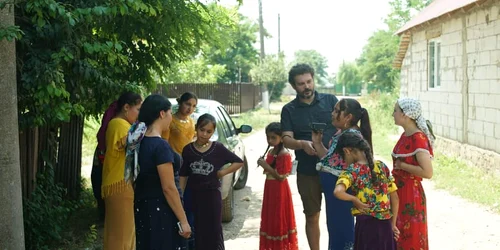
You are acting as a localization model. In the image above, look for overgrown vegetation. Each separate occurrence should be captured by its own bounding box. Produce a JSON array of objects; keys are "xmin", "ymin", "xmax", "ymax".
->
[{"xmin": 24, "ymin": 165, "xmax": 98, "ymax": 249}]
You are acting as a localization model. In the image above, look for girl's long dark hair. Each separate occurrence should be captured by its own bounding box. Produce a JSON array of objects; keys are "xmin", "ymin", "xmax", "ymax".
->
[
  {"xmin": 336, "ymin": 98, "xmax": 372, "ymax": 153},
  {"xmin": 138, "ymin": 95, "xmax": 171, "ymax": 127},
  {"xmin": 334, "ymin": 131, "xmax": 378, "ymax": 184},
  {"xmin": 265, "ymin": 122, "xmax": 284, "ymax": 169}
]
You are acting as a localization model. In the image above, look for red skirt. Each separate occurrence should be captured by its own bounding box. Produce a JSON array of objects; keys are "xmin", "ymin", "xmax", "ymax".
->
[
  {"xmin": 259, "ymin": 178, "xmax": 298, "ymax": 250},
  {"xmin": 394, "ymin": 176, "xmax": 429, "ymax": 250}
]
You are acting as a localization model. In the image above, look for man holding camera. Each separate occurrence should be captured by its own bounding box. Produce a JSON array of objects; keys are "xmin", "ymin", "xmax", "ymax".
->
[{"xmin": 280, "ymin": 63, "xmax": 338, "ymax": 250}]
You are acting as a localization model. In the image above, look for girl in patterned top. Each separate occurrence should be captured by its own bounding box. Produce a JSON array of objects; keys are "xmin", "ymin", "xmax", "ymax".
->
[{"xmin": 333, "ymin": 132, "xmax": 400, "ymax": 250}]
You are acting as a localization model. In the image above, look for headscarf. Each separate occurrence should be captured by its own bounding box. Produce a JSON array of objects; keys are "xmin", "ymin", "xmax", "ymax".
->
[
  {"xmin": 124, "ymin": 122, "xmax": 147, "ymax": 182},
  {"xmin": 96, "ymin": 101, "xmax": 119, "ymax": 152},
  {"xmin": 397, "ymin": 97, "xmax": 435, "ymax": 145}
]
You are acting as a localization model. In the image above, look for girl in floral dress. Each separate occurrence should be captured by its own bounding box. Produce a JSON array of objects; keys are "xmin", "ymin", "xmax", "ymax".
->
[
  {"xmin": 333, "ymin": 132, "xmax": 400, "ymax": 250},
  {"xmin": 392, "ymin": 97, "xmax": 435, "ymax": 250},
  {"xmin": 257, "ymin": 122, "xmax": 298, "ymax": 250}
]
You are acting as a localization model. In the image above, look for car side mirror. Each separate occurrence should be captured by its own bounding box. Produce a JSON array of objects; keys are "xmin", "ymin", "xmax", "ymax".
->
[{"xmin": 237, "ymin": 125, "xmax": 252, "ymax": 134}]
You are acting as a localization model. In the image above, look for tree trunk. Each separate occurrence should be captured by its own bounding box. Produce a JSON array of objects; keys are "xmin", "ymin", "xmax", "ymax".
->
[{"xmin": 0, "ymin": 4, "xmax": 26, "ymax": 250}]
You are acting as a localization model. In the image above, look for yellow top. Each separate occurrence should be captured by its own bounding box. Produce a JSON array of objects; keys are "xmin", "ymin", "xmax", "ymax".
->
[
  {"xmin": 102, "ymin": 118, "xmax": 130, "ymax": 198},
  {"xmin": 336, "ymin": 160, "xmax": 398, "ymax": 220},
  {"xmin": 161, "ymin": 115, "xmax": 195, "ymax": 154}
]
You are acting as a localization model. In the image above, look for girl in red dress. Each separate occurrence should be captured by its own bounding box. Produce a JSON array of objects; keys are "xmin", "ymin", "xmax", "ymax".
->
[
  {"xmin": 391, "ymin": 97, "xmax": 435, "ymax": 250},
  {"xmin": 257, "ymin": 122, "xmax": 298, "ymax": 250}
]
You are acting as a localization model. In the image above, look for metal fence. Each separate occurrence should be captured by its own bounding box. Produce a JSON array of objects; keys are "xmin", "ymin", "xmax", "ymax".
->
[{"xmin": 155, "ymin": 83, "xmax": 262, "ymax": 114}]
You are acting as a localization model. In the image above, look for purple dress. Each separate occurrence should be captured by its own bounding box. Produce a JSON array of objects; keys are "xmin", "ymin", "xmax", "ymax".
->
[{"xmin": 180, "ymin": 142, "xmax": 243, "ymax": 250}]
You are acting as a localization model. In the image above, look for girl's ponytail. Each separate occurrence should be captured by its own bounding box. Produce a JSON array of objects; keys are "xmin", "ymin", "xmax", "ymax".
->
[{"xmin": 359, "ymin": 108, "xmax": 373, "ymax": 154}]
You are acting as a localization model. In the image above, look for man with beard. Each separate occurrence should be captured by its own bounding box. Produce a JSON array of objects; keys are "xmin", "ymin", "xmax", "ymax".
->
[{"xmin": 280, "ymin": 63, "xmax": 338, "ymax": 250}]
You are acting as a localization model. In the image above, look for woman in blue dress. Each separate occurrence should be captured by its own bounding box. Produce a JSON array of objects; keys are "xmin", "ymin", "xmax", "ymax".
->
[
  {"xmin": 312, "ymin": 98, "xmax": 372, "ymax": 250},
  {"xmin": 129, "ymin": 94, "xmax": 192, "ymax": 249}
]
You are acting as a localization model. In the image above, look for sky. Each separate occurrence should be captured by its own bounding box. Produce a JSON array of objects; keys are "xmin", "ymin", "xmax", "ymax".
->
[{"xmin": 218, "ymin": 0, "xmax": 393, "ymax": 74}]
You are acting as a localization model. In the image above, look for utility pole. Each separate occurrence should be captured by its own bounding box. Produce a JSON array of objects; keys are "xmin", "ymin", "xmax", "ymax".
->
[
  {"xmin": 278, "ymin": 13, "xmax": 281, "ymax": 53},
  {"xmin": 258, "ymin": 0, "xmax": 269, "ymax": 109},
  {"xmin": 0, "ymin": 3, "xmax": 26, "ymax": 250}
]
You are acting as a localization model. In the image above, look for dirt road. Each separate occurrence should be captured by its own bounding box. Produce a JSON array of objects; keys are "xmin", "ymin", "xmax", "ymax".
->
[{"xmin": 223, "ymin": 130, "xmax": 500, "ymax": 250}]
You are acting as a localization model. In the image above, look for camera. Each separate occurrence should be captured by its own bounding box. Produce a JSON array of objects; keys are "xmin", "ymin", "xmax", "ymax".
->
[{"xmin": 309, "ymin": 122, "xmax": 327, "ymax": 132}]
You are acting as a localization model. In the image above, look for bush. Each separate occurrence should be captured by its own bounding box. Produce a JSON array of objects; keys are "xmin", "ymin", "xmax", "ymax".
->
[
  {"xmin": 23, "ymin": 164, "xmax": 80, "ymax": 250},
  {"xmin": 267, "ymin": 82, "xmax": 286, "ymax": 102}
]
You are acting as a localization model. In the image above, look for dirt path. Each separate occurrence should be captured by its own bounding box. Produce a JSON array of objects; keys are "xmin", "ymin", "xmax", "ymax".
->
[{"xmin": 223, "ymin": 130, "xmax": 500, "ymax": 249}]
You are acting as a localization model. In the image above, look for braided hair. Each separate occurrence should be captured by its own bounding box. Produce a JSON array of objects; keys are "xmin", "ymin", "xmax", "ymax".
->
[
  {"xmin": 334, "ymin": 131, "xmax": 378, "ymax": 184},
  {"xmin": 265, "ymin": 122, "xmax": 284, "ymax": 169}
]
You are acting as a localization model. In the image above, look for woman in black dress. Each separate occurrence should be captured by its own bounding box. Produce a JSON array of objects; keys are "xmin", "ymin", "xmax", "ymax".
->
[{"xmin": 131, "ymin": 94, "xmax": 192, "ymax": 249}]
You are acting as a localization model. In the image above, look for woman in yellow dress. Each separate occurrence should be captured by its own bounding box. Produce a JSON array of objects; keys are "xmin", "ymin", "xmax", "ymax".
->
[
  {"xmin": 101, "ymin": 92, "xmax": 142, "ymax": 250},
  {"xmin": 162, "ymin": 92, "xmax": 198, "ymax": 154}
]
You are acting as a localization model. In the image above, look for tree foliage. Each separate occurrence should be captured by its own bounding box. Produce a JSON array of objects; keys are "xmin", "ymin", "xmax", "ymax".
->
[
  {"xmin": 162, "ymin": 55, "xmax": 227, "ymax": 83},
  {"xmin": 291, "ymin": 50, "xmax": 329, "ymax": 85},
  {"xmin": 337, "ymin": 61, "xmax": 362, "ymax": 94},
  {"xmin": 7, "ymin": 0, "xmax": 234, "ymax": 128},
  {"xmin": 356, "ymin": 0, "xmax": 432, "ymax": 92},
  {"xmin": 356, "ymin": 30, "xmax": 400, "ymax": 92},
  {"xmin": 250, "ymin": 53, "xmax": 287, "ymax": 101},
  {"xmin": 159, "ymin": 5, "xmax": 260, "ymax": 84},
  {"xmin": 205, "ymin": 12, "xmax": 259, "ymax": 83}
]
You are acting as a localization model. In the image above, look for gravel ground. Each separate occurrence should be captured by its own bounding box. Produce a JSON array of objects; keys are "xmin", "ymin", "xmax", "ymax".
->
[{"xmin": 222, "ymin": 130, "xmax": 500, "ymax": 250}]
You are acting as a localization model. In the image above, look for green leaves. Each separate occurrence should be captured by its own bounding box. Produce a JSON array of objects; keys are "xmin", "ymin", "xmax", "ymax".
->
[
  {"xmin": 337, "ymin": 61, "xmax": 363, "ymax": 94},
  {"xmin": 0, "ymin": 25, "xmax": 24, "ymax": 41},
  {"xmin": 291, "ymin": 50, "xmax": 329, "ymax": 86},
  {"xmin": 16, "ymin": 0, "xmax": 236, "ymax": 128},
  {"xmin": 354, "ymin": 0, "xmax": 432, "ymax": 93}
]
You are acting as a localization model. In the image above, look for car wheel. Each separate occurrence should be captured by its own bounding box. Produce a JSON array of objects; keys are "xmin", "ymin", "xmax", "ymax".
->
[
  {"xmin": 234, "ymin": 156, "xmax": 248, "ymax": 190},
  {"xmin": 221, "ymin": 184, "xmax": 234, "ymax": 223}
]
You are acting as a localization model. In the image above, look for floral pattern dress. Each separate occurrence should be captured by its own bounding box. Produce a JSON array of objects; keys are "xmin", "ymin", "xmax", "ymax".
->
[
  {"xmin": 392, "ymin": 132, "xmax": 433, "ymax": 250},
  {"xmin": 336, "ymin": 160, "xmax": 398, "ymax": 219}
]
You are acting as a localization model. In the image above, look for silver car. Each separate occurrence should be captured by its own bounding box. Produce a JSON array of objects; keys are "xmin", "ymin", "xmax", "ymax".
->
[{"xmin": 169, "ymin": 98, "xmax": 252, "ymax": 222}]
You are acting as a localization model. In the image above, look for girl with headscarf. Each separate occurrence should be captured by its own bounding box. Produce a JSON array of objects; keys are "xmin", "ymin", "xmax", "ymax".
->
[{"xmin": 391, "ymin": 97, "xmax": 435, "ymax": 250}]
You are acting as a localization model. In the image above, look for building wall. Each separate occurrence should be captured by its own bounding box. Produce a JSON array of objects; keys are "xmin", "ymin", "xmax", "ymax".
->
[{"xmin": 400, "ymin": 1, "xmax": 500, "ymax": 154}]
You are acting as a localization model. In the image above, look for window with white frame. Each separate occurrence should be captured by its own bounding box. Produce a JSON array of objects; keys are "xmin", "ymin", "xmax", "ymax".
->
[{"xmin": 428, "ymin": 39, "xmax": 441, "ymax": 88}]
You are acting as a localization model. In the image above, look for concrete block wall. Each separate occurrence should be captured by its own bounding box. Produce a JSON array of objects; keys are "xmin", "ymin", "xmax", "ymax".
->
[
  {"xmin": 399, "ymin": 1, "xmax": 500, "ymax": 154},
  {"xmin": 400, "ymin": 1, "xmax": 500, "ymax": 153},
  {"xmin": 465, "ymin": 3, "xmax": 500, "ymax": 153}
]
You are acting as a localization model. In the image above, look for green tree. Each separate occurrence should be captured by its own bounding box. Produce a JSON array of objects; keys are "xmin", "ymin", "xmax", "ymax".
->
[
  {"xmin": 162, "ymin": 55, "xmax": 227, "ymax": 83},
  {"xmin": 8, "ymin": 0, "xmax": 235, "ymax": 128},
  {"xmin": 205, "ymin": 12, "xmax": 260, "ymax": 83},
  {"xmin": 250, "ymin": 53, "xmax": 287, "ymax": 102},
  {"xmin": 385, "ymin": 0, "xmax": 433, "ymax": 32},
  {"xmin": 356, "ymin": 30, "xmax": 400, "ymax": 92},
  {"xmin": 337, "ymin": 62, "xmax": 362, "ymax": 94},
  {"xmin": 291, "ymin": 50, "xmax": 329, "ymax": 85},
  {"xmin": 356, "ymin": 0, "xmax": 432, "ymax": 92}
]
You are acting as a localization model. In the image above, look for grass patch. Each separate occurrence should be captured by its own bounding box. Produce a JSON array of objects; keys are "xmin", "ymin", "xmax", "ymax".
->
[
  {"xmin": 362, "ymin": 92, "xmax": 500, "ymax": 213},
  {"xmin": 58, "ymin": 184, "xmax": 102, "ymax": 250},
  {"xmin": 433, "ymin": 153, "xmax": 500, "ymax": 213}
]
